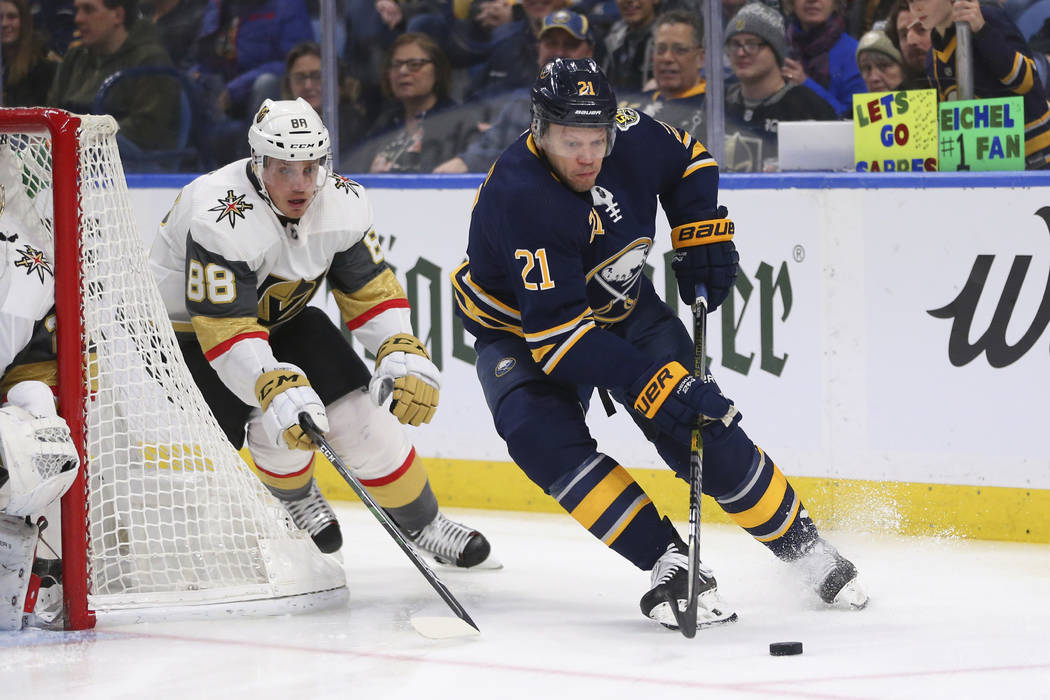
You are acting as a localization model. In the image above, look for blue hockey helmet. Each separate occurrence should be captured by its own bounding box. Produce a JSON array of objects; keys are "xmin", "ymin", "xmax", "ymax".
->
[{"xmin": 530, "ymin": 58, "xmax": 617, "ymax": 157}]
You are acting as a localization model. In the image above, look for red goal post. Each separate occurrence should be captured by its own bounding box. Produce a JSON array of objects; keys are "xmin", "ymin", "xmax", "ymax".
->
[{"xmin": 0, "ymin": 108, "xmax": 346, "ymax": 630}]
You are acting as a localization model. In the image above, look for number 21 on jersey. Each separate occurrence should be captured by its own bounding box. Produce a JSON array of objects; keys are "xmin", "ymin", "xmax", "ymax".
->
[{"xmin": 514, "ymin": 248, "xmax": 556, "ymax": 291}]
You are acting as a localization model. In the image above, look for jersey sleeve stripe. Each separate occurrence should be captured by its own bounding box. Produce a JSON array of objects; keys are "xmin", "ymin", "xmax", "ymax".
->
[
  {"xmin": 201, "ymin": 330, "xmax": 270, "ymax": 360},
  {"xmin": 334, "ymin": 268, "xmax": 408, "ymax": 329},
  {"xmin": 343, "ymin": 297, "xmax": 411, "ymax": 331},
  {"xmin": 523, "ymin": 307, "xmax": 594, "ymax": 342},
  {"xmin": 683, "ymin": 160, "xmax": 718, "ymax": 177},
  {"xmin": 540, "ymin": 321, "xmax": 596, "ymax": 374},
  {"xmin": 463, "ymin": 269, "xmax": 521, "ymax": 319},
  {"xmin": 192, "ymin": 315, "xmax": 269, "ymax": 359}
]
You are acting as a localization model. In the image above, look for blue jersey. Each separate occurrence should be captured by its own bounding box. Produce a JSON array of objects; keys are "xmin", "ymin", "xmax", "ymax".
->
[{"xmin": 453, "ymin": 108, "xmax": 727, "ymax": 391}]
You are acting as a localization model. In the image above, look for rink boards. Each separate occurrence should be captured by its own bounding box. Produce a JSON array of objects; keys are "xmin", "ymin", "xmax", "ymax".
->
[{"xmin": 128, "ymin": 171, "xmax": 1050, "ymax": 544}]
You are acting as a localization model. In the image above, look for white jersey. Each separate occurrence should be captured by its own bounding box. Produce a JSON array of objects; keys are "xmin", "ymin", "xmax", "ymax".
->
[
  {"xmin": 148, "ymin": 159, "xmax": 413, "ymax": 405},
  {"xmin": 0, "ymin": 217, "xmax": 56, "ymax": 389}
]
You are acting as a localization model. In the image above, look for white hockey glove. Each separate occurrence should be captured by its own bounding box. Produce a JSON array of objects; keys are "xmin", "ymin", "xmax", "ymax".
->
[
  {"xmin": 369, "ymin": 333, "xmax": 441, "ymax": 426},
  {"xmin": 0, "ymin": 382, "xmax": 79, "ymax": 517},
  {"xmin": 254, "ymin": 363, "xmax": 329, "ymax": 450}
]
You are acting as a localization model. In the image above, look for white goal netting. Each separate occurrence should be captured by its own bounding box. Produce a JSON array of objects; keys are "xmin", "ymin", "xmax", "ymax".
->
[{"xmin": 0, "ymin": 111, "xmax": 346, "ymax": 626}]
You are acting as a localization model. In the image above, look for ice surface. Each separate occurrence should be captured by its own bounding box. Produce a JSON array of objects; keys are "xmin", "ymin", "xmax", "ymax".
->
[{"xmin": 3, "ymin": 505, "xmax": 1049, "ymax": 699}]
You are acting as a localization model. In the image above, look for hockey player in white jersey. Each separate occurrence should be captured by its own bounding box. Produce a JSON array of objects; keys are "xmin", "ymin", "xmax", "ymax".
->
[
  {"xmin": 0, "ymin": 202, "xmax": 79, "ymax": 630},
  {"xmin": 148, "ymin": 98, "xmax": 495, "ymax": 568}
]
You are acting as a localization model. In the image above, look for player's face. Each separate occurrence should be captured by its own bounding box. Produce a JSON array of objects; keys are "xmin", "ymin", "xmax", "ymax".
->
[
  {"xmin": 896, "ymin": 8, "xmax": 931, "ymax": 71},
  {"xmin": 288, "ymin": 53, "xmax": 323, "ymax": 112},
  {"xmin": 1, "ymin": 2, "xmax": 21, "ymax": 46},
  {"xmin": 792, "ymin": 0, "xmax": 834, "ymax": 30},
  {"xmin": 262, "ymin": 158, "xmax": 321, "ymax": 218},
  {"xmin": 727, "ymin": 33, "xmax": 776, "ymax": 84},
  {"xmin": 542, "ymin": 124, "xmax": 607, "ymax": 192},
  {"xmin": 909, "ymin": 0, "xmax": 951, "ymax": 31},
  {"xmin": 74, "ymin": 0, "xmax": 123, "ymax": 49},
  {"xmin": 652, "ymin": 22, "xmax": 704, "ymax": 95},
  {"xmin": 537, "ymin": 29, "xmax": 592, "ymax": 68},
  {"xmin": 858, "ymin": 51, "xmax": 904, "ymax": 92}
]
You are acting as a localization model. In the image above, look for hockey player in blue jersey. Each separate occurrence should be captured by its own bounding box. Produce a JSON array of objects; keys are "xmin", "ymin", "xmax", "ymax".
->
[{"xmin": 453, "ymin": 58, "xmax": 868, "ymax": 630}]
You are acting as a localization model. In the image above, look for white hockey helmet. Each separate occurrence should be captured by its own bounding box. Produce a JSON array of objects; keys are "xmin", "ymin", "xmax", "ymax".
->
[{"xmin": 248, "ymin": 98, "xmax": 332, "ymax": 191}]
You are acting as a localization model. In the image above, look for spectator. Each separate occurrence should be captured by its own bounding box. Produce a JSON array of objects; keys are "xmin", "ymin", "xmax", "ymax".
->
[
  {"xmin": 33, "ymin": 0, "xmax": 76, "ymax": 55},
  {"xmin": 1029, "ymin": 19, "xmax": 1050, "ymax": 89},
  {"xmin": 628, "ymin": 8, "xmax": 707, "ymax": 137},
  {"xmin": 398, "ymin": 0, "xmax": 519, "ymax": 67},
  {"xmin": 144, "ymin": 0, "xmax": 206, "ymax": 69},
  {"xmin": 910, "ymin": 0, "xmax": 1050, "ymax": 168},
  {"xmin": 602, "ymin": 0, "xmax": 659, "ymax": 92},
  {"xmin": 281, "ymin": 41, "xmax": 369, "ymax": 155},
  {"xmin": 723, "ymin": 2, "xmax": 838, "ymax": 171},
  {"xmin": 2, "ymin": 0, "xmax": 60, "ymax": 106},
  {"xmin": 884, "ymin": 0, "xmax": 931, "ymax": 89},
  {"xmin": 192, "ymin": 0, "xmax": 314, "ymax": 121},
  {"xmin": 466, "ymin": 0, "xmax": 569, "ymax": 100},
  {"xmin": 47, "ymin": 0, "xmax": 181, "ymax": 152},
  {"xmin": 433, "ymin": 7, "xmax": 596, "ymax": 173},
  {"xmin": 845, "ymin": 0, "xmax": 895, "ymax": 37},
  {"xmin": 855, "ymin": 29, "xmax": 905, "ymax": 91},
  {"xmin": 345, "ymin": 32, "xmax": 479, "ymax": 172},
  {"xmin": 784, "ymin": 0, "xmax": 866, "ymax": 115}
]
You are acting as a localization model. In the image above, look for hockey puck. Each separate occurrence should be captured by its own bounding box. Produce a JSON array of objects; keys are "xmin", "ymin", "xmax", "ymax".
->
[{"xmin": 769, "ymin": 641, "xmax": 803, "ymax": 656}]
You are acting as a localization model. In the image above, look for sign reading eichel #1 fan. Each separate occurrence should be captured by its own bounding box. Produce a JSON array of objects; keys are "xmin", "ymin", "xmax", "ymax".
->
[
  {"xmin": 937, "ymin": 97, "xmax": 1024, "ymax": 171},
  {"xmin": 852, "ymin": 89, "xmax": 938, "ymax": 172}
]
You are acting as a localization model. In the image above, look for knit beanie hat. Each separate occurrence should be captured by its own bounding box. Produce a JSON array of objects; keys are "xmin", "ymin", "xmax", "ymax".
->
[
  {"xmin": 855, "ymin": 30, "xmax": 903, "ymax": 65},
  {"xmin": 725, "ymin": 3, "xmax": 788, "ymax": 66}
]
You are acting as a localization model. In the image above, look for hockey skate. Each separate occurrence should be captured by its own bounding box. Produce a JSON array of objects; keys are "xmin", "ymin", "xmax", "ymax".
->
[
  {"xmin": 407, "ymin": 512, "xmax": 500, "ymax": 569},
  {"xmin": 793, "ymin": 538, "xmax": 868, "ymax": 609},
  {"xmin": 275, "ymin": 478, "xmax": 343, "ymax": 554},
  {"xmin": 640, "ymin": 531, "xmax": 737, "ymax": 630}
]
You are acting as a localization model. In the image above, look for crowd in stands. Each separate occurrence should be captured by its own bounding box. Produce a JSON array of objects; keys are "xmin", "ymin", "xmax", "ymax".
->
[{"xmin": 3, "ymin": 0, "xmax": 1050, "ymax": 171}]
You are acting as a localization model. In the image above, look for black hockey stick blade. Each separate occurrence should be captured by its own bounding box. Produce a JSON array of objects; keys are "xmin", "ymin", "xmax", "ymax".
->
[
  {"xmin": 299, "ymin": 413, "xmax": 480, "ymax": 635},
  {"xmin": 681, "ymin": 283, "xmax": 709, "ymax": 639}
]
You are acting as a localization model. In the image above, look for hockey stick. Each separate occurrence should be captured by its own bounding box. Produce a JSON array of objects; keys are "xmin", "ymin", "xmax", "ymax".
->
[
  {"xmin": 299, "ymin": 413, "xmax": 480, "ymax": 639},
  {"xmin": 678, "ymin": 282, "xmax": 709, "ymax": 638}
]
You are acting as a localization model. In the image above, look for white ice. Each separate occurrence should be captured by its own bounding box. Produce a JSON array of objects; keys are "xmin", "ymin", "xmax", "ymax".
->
[{"xmin": 3, "ymin": 505, "xmax": 1049, "ymax": 699}]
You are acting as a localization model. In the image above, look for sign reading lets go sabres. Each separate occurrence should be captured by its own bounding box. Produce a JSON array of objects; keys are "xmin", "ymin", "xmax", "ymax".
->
[{"xmin": 853, "ymin": 89, "xmax": 938, "ymax": 172}]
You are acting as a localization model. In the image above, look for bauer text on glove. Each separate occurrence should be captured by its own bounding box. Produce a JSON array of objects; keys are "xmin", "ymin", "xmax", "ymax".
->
[
  {"xmin": 670, "ymin": 207, "xmax": 739, "ymax": 310},
  {"xmin": 628, "ymin": 360, "xmax": 732, "ymax": 442},
  {"xmin": 255, "ymin": 363, "xmax": 329, "ymax": 450},
  {"xmin": 369, "ymin": 333, "xmax": 440, "ymax": 426}
]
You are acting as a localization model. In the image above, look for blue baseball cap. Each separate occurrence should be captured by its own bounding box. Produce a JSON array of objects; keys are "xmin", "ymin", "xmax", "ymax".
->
[{"xmin": 539, "ymin": 9, "xmax": 595, "ymax": 44}]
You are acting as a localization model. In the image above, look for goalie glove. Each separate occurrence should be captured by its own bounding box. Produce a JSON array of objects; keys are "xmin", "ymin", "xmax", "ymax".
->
[
  {"xmin": 0, "ymin": 381, "xmax": 79, "ymax": 517},
  {"xmin": 255, "ymin": 363, "xmax": 329, "ymax": 450},
  {"xmin": 369, "ymin": 333, "xmax": 441, "ymax": 426}
]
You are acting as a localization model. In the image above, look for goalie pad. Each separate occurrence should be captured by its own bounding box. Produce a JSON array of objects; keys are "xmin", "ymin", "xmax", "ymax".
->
[
  {"xmin": 0, "ymin": 513, "xmax": 38, "ymax": 630},
  {"xmin": 0, "ymin": 403, "xmax": 79, "ymax": 517}
]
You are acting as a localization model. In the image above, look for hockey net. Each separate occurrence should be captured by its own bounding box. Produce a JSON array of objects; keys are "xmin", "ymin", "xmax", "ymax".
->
[{"xmin": 0, "ymin": 109, "xmax": 347, "ymax": 629}]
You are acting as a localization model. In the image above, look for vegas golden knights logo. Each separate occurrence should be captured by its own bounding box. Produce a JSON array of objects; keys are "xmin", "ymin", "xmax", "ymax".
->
[{"xmin": 258, "ymin": 277, "xmax": 319, "ymax": 324}]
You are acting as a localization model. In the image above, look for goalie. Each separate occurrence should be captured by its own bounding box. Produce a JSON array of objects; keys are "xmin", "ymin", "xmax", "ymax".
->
[
  {"xmin": 0, "ymin": 206, "xmax": 79, "ymax": 630},
  {"xmin": 148, "ymin": 99, "xmax": 495, "ymax": 568}
]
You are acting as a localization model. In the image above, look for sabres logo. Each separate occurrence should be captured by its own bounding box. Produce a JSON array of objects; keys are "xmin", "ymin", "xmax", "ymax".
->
[
  {"xmin": 255, "ymin": 105, "xmax": 269, "ymax": 123},
  {"xmin": 209, "ymin": 190, "xmax": 254, "ymax": 228},
  {"xmin": 332, "ymin": 173, "xmax": 361, "ymax": 196},
  {"xmin": 13, "ymin": 243, "xmax": 52, "ymax": 283},
  {"xmin": 494, "ymin": 357, "xmax": 516, "ymax": 377},
  {"xmin": 614, "ymin": 108, "xmax": 640, "ymax": 131}
]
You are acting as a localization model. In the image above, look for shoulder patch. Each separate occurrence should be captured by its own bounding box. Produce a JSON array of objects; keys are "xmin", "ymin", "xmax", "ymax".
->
[
  {"xmin": 209, "ymin": 189, "xmax": 254, "ymax": 228},
  {"xmin": 615, "ymin": 107, "xmax": 640, "ymax": 132},
  {"xmin": 332, "ymin": 173, "xmax": 362, "ymax": 197},
  {"xmin": 13, "ymin": 243, "xmax": 52, "ymax": 283}
]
